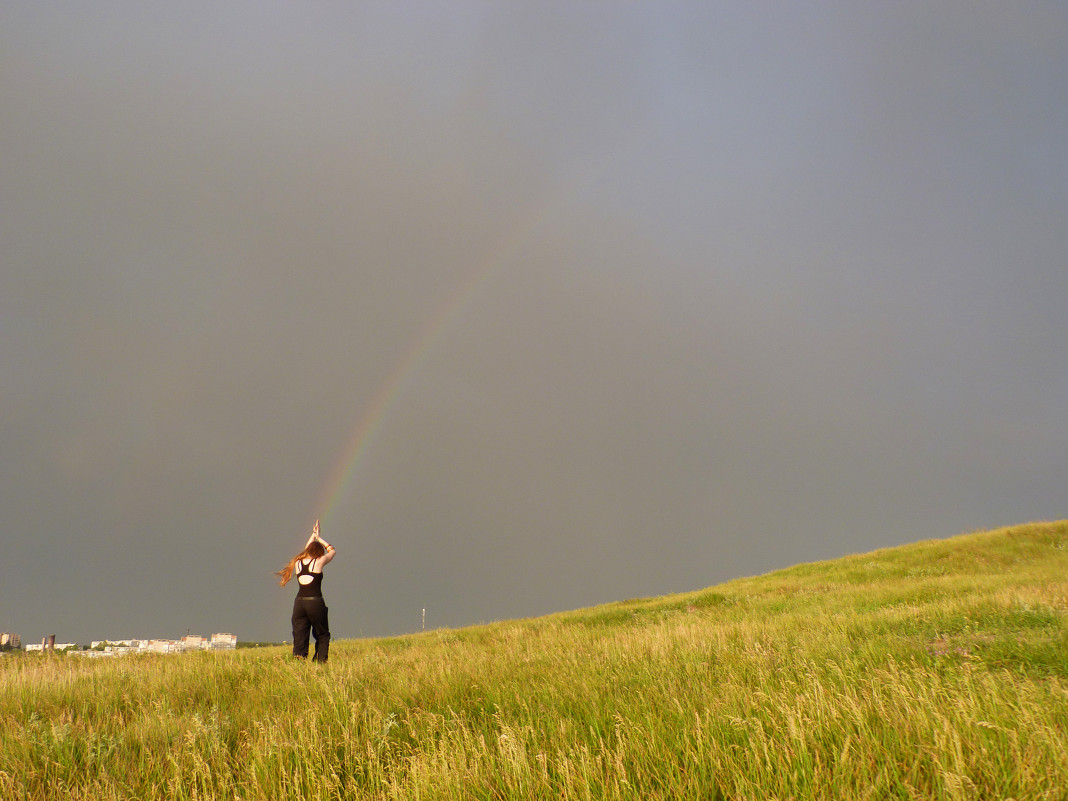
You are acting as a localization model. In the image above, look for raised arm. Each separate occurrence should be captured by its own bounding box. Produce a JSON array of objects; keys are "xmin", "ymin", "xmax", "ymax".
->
[
  {"xmin": 309, "ymin": 519, "xmax": 336, "ymax": 566},
  {"xmin": 318, "ymin": 541, "xmax": 336, "ymax": 566}
]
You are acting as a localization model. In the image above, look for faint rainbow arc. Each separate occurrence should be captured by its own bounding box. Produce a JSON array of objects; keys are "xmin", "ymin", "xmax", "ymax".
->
[
  {"xmin": 311, "ymin": 212, "xmax": 544, "ymax": 531},
  {"xmin": 310, "ymin": 126, "xmax": 654, "ymax": 532}
]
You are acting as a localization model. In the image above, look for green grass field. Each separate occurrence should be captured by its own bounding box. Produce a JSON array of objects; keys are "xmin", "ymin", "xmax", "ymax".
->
[{"xmin": 4, "ymin": 521, "xmax": 1067, "ymax": 800}]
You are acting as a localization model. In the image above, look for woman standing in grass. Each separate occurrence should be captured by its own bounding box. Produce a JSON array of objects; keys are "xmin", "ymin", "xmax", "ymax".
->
[{"xmin": 277, "ymin": 520, "xmax": 336, "ymax": 662}]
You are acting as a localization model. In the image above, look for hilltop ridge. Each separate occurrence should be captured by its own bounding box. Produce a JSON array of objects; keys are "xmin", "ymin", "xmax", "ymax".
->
[{"xmin": 546, "ymin": 520, "xmax": 1068, "ymax": 635}]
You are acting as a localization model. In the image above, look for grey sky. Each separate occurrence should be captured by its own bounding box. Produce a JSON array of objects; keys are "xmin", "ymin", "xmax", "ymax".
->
[{"xmin": 2, "ymin": 3, "xmax": 1066, "ymax": 643}]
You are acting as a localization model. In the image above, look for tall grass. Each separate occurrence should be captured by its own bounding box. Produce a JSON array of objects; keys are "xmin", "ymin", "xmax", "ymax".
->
[{"xmin": 3, "ymin": 521, "xmax": 1067, "ymax": 799}]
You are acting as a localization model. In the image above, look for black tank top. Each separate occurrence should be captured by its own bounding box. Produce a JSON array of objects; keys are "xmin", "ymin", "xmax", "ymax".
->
[{"xmin": 294, "ymin": 559, "xmax": 324, "ymax": 598}]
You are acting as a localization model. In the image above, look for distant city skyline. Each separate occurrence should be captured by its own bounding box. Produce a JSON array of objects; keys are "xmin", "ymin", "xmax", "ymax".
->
[{"xmin": 13, "ymin": 632, "xmax": 239, "ymax": 655}]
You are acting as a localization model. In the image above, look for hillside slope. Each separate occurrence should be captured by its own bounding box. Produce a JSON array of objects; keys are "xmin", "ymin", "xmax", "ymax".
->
[
  {"xmin": 557, "ymin": 520, "xmax": 1068, "ymax": 679},
  {"xmin": 3, "ymin": 521, "xmax": 1067, "ymax": 800}
]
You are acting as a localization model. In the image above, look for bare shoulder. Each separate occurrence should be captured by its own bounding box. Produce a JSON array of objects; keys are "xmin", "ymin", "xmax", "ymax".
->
[{"xmin": 317, "ymin": 548, "xmax": 336, "ymax": 569}]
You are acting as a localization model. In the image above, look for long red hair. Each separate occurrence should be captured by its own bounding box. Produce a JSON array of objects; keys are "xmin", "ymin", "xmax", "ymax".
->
[{"xmin": 276, "ymin": 541, "xmax": 326, "ymax": 587}]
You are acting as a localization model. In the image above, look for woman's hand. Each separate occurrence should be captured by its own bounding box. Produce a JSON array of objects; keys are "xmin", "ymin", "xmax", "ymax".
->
[{"xmin": 305, "ymin": 519, "xmax": 322, "ymax": 548}]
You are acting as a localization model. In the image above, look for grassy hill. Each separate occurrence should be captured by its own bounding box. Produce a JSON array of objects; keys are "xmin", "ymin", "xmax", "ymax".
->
[{"xmin": 3, "ymin": 521, "xmax": 1067, "ymax": 799}]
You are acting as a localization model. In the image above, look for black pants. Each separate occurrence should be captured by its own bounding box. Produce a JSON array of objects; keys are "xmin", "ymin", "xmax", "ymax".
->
[{"xmin": 291, "ymin": 596, "xmax": 330, "ymax": 662}]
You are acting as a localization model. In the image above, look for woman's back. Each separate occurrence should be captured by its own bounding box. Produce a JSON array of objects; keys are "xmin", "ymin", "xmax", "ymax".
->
[{"xmin": 294, "ymin": 558, "xmax": 325, "ymax": 597}]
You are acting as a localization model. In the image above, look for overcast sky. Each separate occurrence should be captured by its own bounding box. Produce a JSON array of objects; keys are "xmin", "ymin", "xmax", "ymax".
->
[{"xmin": 3, "ymin": 2, "xmax": 1066, "ymax": 644}]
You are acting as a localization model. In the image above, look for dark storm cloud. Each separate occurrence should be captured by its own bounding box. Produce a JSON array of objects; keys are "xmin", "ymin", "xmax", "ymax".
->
[{"xmin": 2, "ymin": 3, "xmax": 1066, "ymax": 642}]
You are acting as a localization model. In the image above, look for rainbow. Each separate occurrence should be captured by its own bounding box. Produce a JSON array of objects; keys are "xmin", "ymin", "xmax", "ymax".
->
[
  {"xmin": 310, "ymin": 210, "xmax": 546, "ymax": 531},
  {"xmin": 309, "ymin": 126, "xmax": 651, "ymax": 533}
]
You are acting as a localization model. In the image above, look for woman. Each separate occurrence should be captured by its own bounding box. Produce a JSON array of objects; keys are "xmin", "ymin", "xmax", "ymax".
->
[{"xmin": 277, "ymin": 520, "xmax": 336, "ymax": 662}]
